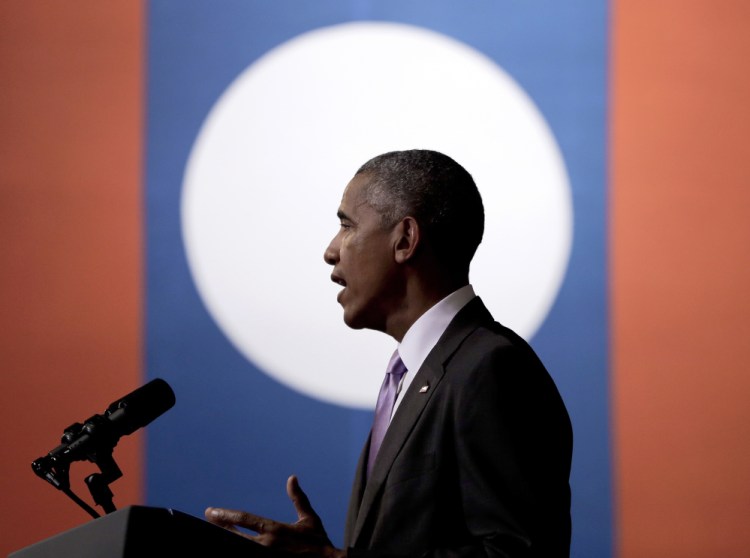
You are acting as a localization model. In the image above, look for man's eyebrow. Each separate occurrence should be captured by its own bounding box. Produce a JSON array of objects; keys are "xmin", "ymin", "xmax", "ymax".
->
[{"xmin": 337, "ymin": 209, "xmax": 353, "ymax": 222}]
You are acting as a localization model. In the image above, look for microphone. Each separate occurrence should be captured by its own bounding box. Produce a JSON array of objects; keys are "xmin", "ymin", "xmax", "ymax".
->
[{"xmin": 32, "ymin": 378, "xmax": 176, "ymax": 485}]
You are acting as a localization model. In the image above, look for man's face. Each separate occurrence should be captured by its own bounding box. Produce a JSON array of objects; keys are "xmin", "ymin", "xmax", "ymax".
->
[{"xmin": 324, "ymin": 173, "xmax": 401, "ymax": 332}]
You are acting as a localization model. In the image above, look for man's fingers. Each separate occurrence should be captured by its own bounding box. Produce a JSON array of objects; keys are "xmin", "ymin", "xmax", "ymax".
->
[
  {"xmin": 205, "ymin": 507, "xmax": 273, "ymax": 534},
  {"xmin": 205, "ymin": 480, "xmax": 336, "ymax": 555},
  {"xmin": 286, "ymin": 475, "xmax": 316, "ymax": 521}
]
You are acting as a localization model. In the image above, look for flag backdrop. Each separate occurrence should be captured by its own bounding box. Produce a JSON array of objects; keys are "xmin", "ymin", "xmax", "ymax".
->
[{"xmin": 2, "ymin": 2, "xmax": 749, "ymax": 558}]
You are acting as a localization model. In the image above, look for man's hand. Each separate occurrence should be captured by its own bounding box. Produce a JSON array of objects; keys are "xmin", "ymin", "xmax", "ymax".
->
[{"xmin": 205, "ymin": 475, "xmax": 346, "ymax": 558}]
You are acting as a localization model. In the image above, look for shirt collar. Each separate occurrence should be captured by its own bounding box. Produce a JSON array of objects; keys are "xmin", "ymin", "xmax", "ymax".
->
[{"xmin": 398, "ymin": 284, "xmax": 476, "ymax": 374}]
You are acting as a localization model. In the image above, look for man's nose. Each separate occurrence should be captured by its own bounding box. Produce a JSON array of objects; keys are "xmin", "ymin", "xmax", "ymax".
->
[{"xmin": 324, "ymin": 237, "xmax": 339, "ymax": 266}]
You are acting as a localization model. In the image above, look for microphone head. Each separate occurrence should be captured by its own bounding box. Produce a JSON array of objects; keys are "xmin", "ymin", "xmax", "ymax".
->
[{"xmin": 105, "ymin": 378, "xmax": 176, "ymax": 436}]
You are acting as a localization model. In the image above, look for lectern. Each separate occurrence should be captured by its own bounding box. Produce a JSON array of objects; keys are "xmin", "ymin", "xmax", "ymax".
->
[{"xmin": 9, "ymin": 506, "xmax": 268, "ymax": 557}]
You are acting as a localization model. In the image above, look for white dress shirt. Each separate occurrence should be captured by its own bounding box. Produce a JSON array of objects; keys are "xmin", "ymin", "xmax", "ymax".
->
[{"xmin": 390, "ymin": 284, "xmax": 476, "ymax": 419}]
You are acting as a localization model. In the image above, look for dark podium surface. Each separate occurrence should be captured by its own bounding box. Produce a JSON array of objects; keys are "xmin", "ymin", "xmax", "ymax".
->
[{"xmin": 9, "ymin": 505, "xmax": 267, "ymax": 557}]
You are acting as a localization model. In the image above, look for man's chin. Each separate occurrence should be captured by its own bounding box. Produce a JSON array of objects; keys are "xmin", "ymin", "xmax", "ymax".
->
[
  {"xmin": 341, "ymin": 305, "xmax": 374, "ymax": 331},
  {"xmin": 342, "ymin": 311, "xmax": 367, "ymax": 330},
  {"xmin": 342, "ymin": 308, "xmax": 388, "ymax": 334}
]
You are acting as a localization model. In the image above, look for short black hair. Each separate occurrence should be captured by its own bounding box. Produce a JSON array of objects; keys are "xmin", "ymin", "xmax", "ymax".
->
[{"xmin": 356, "ymin": 149, "xmax": 484, "ymax": 274}]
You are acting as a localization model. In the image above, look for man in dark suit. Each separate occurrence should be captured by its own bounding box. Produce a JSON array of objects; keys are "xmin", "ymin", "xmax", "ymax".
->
[{"xmin": 206, "ymin": 150, "xmax": 572, "ymax": 558}]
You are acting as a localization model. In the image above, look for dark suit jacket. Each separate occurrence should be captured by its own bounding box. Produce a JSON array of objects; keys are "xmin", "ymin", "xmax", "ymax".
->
[{"xmin": 344, "ymin": 298, "xmax": 572, "ymax": 558}]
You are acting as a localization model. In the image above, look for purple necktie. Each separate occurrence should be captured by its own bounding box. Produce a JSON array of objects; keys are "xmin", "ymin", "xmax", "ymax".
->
[{"xmin": 367, "ymin": 351, "xmax": 408, "ymax": 478}]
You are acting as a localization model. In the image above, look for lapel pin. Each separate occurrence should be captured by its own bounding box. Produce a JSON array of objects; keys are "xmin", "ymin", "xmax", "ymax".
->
[{"xmin": 419, "ymin": 385, "xmax": 430, "ymax": 393}]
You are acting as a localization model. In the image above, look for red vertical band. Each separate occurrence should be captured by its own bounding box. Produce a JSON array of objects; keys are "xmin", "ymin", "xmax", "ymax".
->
[
  {"xmin": 0, "ymin": 2, "xmax": 144, "ymax": 554},
  {"xmin": 611, "ymin": 1, "xmax": 750, "ymax": 556}
]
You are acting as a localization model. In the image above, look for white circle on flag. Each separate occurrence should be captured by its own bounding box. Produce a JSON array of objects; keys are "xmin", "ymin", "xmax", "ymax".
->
[{"xmin": 182, "ymin": 22, "xmax": 572, "ymax": 409}]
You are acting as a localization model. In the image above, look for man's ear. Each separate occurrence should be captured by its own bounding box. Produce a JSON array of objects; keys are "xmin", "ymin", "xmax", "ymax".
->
[{"xmin": 394, "ymin": 216, "xmax": 420, "ymax": 264}]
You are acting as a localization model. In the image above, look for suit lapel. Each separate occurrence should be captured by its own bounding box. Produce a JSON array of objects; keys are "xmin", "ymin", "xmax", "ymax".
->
[
  {"xmin": 350, "ymin": 358, "xmax": 444, "ymax": 542},
  {"xmin": 344, "ymin": 435, "xmax": 369, "ymax": 546},
  {"xmin": 372, "ymin": 359, "xmax": 443, "ymax": 481},
  {"xmin": 348, "ymin": 297, "xmax": 493, "ymax": 545}
]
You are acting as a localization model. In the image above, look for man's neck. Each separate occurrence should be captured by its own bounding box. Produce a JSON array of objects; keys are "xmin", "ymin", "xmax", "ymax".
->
[{"xmin": 384, "ymin": 276, "xmax": 469, "ymax": 342}]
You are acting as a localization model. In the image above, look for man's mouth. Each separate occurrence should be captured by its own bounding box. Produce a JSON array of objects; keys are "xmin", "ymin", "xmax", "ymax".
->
[{"xmin": 331, "ymin": 273, "xmax": 346, "ymax": 303}]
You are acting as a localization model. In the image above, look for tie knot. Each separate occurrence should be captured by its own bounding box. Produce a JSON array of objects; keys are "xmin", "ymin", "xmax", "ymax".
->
[{"xmin": 386, "ymin": 352, "xmax": 408, "ymax": 378}]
